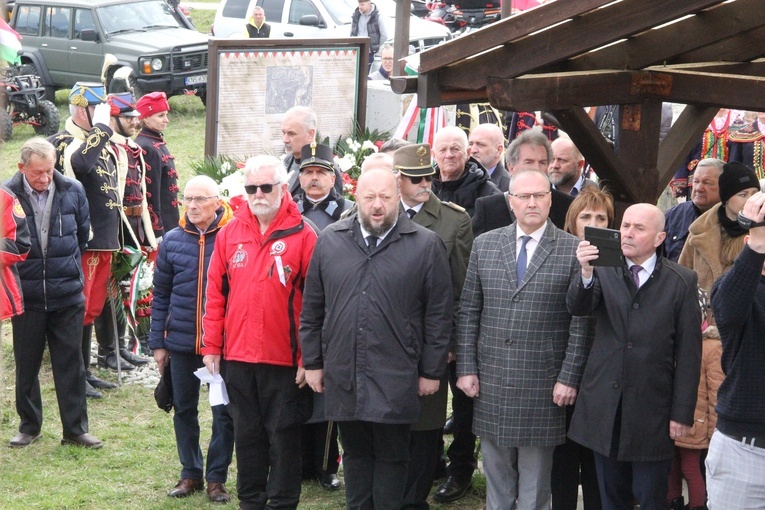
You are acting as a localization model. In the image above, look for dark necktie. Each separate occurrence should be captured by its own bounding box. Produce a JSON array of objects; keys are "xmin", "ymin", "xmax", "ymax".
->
[
  {"xmin": 366, "ymin": 235, "xmax": 378, "ymax": 254},
  {"xmin": 516, "ymin": 236, "xmax": 531, "ymax": 282},
  {"xmin": 407, "ymin": 208, "xmax": 417, "ymax": 219},
  {"xmin": 630, "ymin": 264, "xmax": 643, "ymax": 288}
]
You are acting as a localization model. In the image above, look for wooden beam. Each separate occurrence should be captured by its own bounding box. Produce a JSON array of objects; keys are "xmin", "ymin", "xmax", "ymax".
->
[
  {"xmin": 418, "ymin": 0, "xmax": 614, "ymax": 74},
  {"xmin": 486, "ymin": 66, "xmax": 765, "ymax": 112},
  {"xmin": 658, "ymin": 61, "xmax": 765, "ymax": 76},
  {"xmin": 668, "ymin": 25, "xmax": 765, "ymax": 64},
  {"xmin": 553, "ymin": 0, "xmax": 765, "ymax": 73},
  {"xmin": 647, "ymin": 69, "xmax": 765, "ymax": 111},
  {"xmin": 656, "ymin": 105, "xmax": 718, "ymax": 194},
  {"xmin": 435, "ymin": 0, "xmax": 723, "ymax": 92},
  {"xmin": 392, "ymin": 0, "xmax": 410, "ymax": 77},
  {"xmin": 390, "ymin": 76, "xmax": 418, "ymax": 94},
  {"xmin": 486, "ymin": 71, "xmax": 645, "ymax": 111},
  {"xmin": 616, "ymin": 99, "xmax": 662, "ymax": 203},
  {"xmin": 551, "ymin": 107, "xmax": 642, "ymax": 203}
]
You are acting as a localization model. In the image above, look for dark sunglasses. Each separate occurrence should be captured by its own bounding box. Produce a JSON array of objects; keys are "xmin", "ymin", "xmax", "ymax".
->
[
  {"xmin": 244, "ymin": 183, "xmax": 278, "ymax": 194},
  {"xmin": 407, "ymin": 175, "xmax": 434, "ymax": 184}
]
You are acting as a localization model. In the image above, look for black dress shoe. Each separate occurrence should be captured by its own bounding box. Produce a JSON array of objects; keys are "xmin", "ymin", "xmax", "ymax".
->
[
  {"xmin": 119, "ymin": 348, "xmax": 149, "ymax": 366},
  {"xmin": 168, "ymin": 478, "xmax": 204, "ymax": 498},
  {"xmin": 61, "ymin": 433, "xmax": 103, "ymax": 449},
  {"xmin": 318, "ymin": 473, "xmax": 341, "ymax": 491},
  {"xmin": 86, "ymin": 370, "xmax": 117, "ymax": 390},
  {"xmin": 433, "ymin": 475, "xmax": 472, "ymax": 503},
  {"xmin": 9, "ymin": 432, "xmax": 42, "ymax": 448},
  {"xmin": 97, "ymin": 352, "xmax": 135, "ymax": 371},
  {"xmin": 207, "ymin": 481, "xmax": 231, "ymax": 503},
  {"xmin": 443, "ymin": 414, "xmax": 455, "ymax": 435},
  {"xmin": 85, "ymin": 381, "xmax": 102, "ymax": 399}
]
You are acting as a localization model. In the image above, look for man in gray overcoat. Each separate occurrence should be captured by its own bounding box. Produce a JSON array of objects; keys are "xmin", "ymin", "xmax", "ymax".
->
[
  {"xmin": 301, "ymin": 168, "xmax": 453, "ymax": 510},
  {"xmin": 456, "ymin": 169, "xmax": 588, "ymax": 510}
]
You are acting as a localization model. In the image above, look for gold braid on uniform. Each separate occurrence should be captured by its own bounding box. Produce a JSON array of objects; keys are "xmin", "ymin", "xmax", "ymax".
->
[
  {"xmin": 81, "ymin": 128, "xmax": 109, "ymax": 155},
  {"xmin": 754, "ymin": 141, "xmax": 764, "ymax": 180}
]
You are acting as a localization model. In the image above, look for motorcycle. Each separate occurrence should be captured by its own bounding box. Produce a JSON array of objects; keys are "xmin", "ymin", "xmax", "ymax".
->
[{"xmin": 0, "ymin": 58, "xmax": 60, "ymax": 142}]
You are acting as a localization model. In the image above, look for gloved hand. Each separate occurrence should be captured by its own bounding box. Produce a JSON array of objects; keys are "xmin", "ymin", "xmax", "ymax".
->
[{"xmin": 92, "ymin": 102, "xmax": 112, "ymax": 127}]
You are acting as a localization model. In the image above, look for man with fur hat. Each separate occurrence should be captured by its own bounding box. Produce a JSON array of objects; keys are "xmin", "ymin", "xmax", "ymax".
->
[
  {"xmin": 48, "ymin": 82, "xmax": 128, "ymax": 397},
  {"xmin": 294, "ymin": 142, "xmax": 353, "ymax": 232},
  {"xmin": 135, "ymin": 92, "xmax": 180, "ymax": 240},
  {"xmin": 395, "ymin": 143, "xmax": 474, "ymax": 509}
]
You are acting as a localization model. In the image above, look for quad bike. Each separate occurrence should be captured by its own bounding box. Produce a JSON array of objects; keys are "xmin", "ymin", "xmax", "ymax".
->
[{"xmin": 0, "ymin": 59, "xmax": 60, "ymax": 142}]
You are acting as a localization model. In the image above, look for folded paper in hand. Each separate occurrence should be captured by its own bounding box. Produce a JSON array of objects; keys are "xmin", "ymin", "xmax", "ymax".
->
[{"xmin": 193, "ymin": 367, "xmax": 229, "ymax": 406}]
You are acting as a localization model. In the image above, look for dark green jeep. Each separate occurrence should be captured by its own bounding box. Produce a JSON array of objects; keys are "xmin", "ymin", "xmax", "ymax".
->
[{"xmin": 10, "ymin": 0, "xmax": 209, "ymax": 102}]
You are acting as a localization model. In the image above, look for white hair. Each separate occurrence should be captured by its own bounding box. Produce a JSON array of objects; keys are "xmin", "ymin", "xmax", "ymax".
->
[{"xmin": 243, "ymin": 155, "xmax": 289, "ymax": 183}]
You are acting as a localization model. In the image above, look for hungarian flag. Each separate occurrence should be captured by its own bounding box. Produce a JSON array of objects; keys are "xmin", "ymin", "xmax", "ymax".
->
[{"xmin": 0, "ymin": 19, "xmax": 22, "ymax": 65}]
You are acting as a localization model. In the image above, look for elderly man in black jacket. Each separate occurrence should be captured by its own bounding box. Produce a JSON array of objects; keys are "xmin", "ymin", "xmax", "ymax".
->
[
  {"xmin": 431, "ymin": 126, "xmax": 500, "ymax": 217},
  {"xmin": 301, "ymin": 168, "xmax": 453, "ymax": 510},
  {"xmin": 6, "ymin": 137, "xmax": 102, "ymax": 449}
]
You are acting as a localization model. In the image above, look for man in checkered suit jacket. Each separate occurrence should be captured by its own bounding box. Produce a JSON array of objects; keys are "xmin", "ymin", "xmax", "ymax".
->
[{"xmin": 456, "ymin": 169, "xmax": 589, "ymax": 510}]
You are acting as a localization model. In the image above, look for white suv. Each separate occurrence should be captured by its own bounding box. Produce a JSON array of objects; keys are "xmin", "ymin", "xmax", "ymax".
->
[{"xmin": 212, "ymin": 0, "xmax": 451, "ymax": 54}]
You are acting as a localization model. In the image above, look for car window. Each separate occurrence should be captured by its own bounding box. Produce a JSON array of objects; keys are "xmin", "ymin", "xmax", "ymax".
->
[
  {"xmin": 324, "ymin": 0, "xmax": 356, "ymax": 24},
  {"xmin": 99, "ymin": 0, "xmax": 181, "ymax": 34},
  {"xmin": 288, "ymin": 0, "xmax": 319, "ymax": 25},
  {"xmin": 44, "ymin": 6, "xmax": 71, "ymax": 38},
  {"xmin": 222, "ymin": 0, "xmax": 251, "ymax": 18},
  {"xmin": 13, "ymin": 5, "xmax": 41, "ymax": 36},
  {"xmin": 260, "ymin": 0, "xmax": 283, "ymax": 22},
  {"xmin": 73, "ymin": 9, "xmax": 96, "ymax": 40}
]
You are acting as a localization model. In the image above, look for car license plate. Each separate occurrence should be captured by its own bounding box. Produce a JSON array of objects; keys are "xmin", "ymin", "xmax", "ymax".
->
[{"xmin": 185, "ymin": 75, "xmax": 207, "ymax": 86}]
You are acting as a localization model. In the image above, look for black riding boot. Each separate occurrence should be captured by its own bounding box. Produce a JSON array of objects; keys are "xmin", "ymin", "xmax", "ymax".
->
[{"xmin": 95, "ymin": 300, "xmax": 135, "ymax": 371}]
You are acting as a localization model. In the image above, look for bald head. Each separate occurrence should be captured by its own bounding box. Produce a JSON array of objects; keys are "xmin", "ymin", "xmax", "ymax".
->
[
  {"xmin": 361, "ymin": 152, "xmax": 395, "ymax": 174},
  {"xmin": 185, "ymin": 175, "xmax": 219, "ymax": 196},
  {"xmin": 469, "ymin": 124, "xmax": 504, "ymax": 170},
  {"xmin": 620, "ymin": 203, "xmax": 666, "ymax": 265},
  {"xmin": 549, "ymin": 137, "xmax": 584, "ymax": 192}
]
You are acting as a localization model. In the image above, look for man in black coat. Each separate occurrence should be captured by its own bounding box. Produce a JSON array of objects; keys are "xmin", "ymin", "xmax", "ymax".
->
[
  {"xmin": 431, "ymin": 126, "xmax": 500, "ymax": 217},
  {"xmin": 468, "ymin": 123, "xmax": 510, "ymax": 192},
  {"xmin": 473, "ymin": 131, "xmax": 573, "ymax": 237},
  {"xmin": 6, "ymin": 137, "xmax": 102, "ymax": 449},
  {"xmin": 301, "ymin": 168, "xmax": 453, "ymax": 510},
  {"xmin": 568, "ymin": 203, "xmax": 701, "ymax": 510}
]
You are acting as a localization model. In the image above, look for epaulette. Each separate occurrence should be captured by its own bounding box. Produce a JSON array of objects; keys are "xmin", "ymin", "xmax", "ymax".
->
[{"xmin": 443, "ymin": 201, "xmax": 466, "ymax": 213}]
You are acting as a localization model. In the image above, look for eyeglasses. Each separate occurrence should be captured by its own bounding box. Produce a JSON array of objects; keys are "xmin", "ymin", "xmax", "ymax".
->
[
  {"xmin": 181, "ymin": 195, "xmax": 218, "ymax": 205},
  {"xmin": 244, "ymin": 183, "xmax": 279, "ymax": 195},
  {"xmin": 381, "ymin": 58, "xmax": 394, "ymax": 62},
  {"xmin": 509, "ymin": 191, "xmax": 551, "ymax": 201},
  {"xmin": 407, "ymin": 175, "xmax": 434, "ymax": 184}
]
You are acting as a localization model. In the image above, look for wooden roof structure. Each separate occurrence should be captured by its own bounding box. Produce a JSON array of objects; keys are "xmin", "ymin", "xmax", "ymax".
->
[{"xmin": 391, "ymin": 0, "xmax": 765, "ymax": 209}]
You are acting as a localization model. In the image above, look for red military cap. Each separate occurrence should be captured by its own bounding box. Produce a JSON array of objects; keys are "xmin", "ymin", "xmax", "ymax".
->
[{"xmin": 135, "ymin": 92, "xmax": 170, "ymax": 119}]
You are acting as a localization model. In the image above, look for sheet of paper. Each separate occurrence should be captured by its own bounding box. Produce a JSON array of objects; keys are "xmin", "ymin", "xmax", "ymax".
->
[{"xmin": 193, "ymin": 367, "xmax": 230, "ymax": 406}]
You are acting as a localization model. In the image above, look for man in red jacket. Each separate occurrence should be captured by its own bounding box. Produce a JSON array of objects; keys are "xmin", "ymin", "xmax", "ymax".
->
[{"xmin": 202, "ymin": 155, "xmax": 318, "ymax": 510}]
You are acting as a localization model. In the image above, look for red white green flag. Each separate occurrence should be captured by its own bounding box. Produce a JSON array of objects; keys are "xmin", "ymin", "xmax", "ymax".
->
[{"xmin": 0, "ymin": 19, "xmax": 22, "ymax": 65}]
